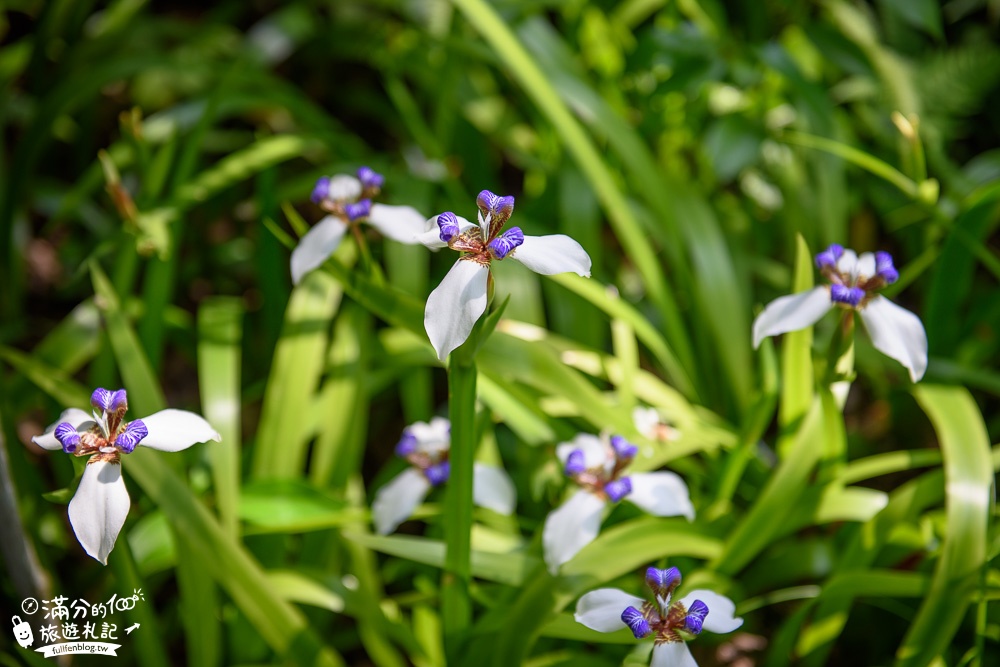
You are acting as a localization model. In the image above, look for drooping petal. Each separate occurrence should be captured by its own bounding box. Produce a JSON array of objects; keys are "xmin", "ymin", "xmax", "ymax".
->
[
  {"xmin": 574, "ymin": 588, "xmax": 645, "ymax": 632},
  {"xmin": 555, "ymin": 433, "xmax": 606, "ymax": 470},
  {"xmin": 751, "ymin": 287, "xmax": 832, "ymax": 349},
  {"xmin": 137, "ymin": 409, "xmax": 221, "ymax": 452},
  {"xmin": 678, "ymin": 590, "xmax": 744, "ymax": 634},
  {"xmin": 472, "ymin": 463, "xmax": 516, "ymax": 515},
  {"xmin": 367, "ymin": 204, "xmax": 429, "ymax": 243},
  {"xmin": 68, "ymin": 461, "xmax": 130, "ymax": 564},
  {"xmin": 424, "ymin": 259, "xmax": 489, "ymax": 361},
  {"xmin": 32, "ymin": 408, "xmax": 94, "ymax": 451},
  {"xmin": 509, "ymin": 234, "xmax": 591, "ymax": 277},
  {"xmin": 290, "ymin": 215, "xmax": 348, "ymax": 285},
  {"xmin": 627, "ymin": 472, "xmax": 695, "ymax": 520},
  {"xmin": 651, "ymin": 641, "xmax": 698, "ymax": 667},
  {"xmin": 859, "ymin": 296, "xmax": 928, "ymax": 382},
  {"xmin": 371, "ymin": 468, "xmax": 432, "ymax": 535},
  {"xmin": 415, "ymin": 214, "xmax": 477, "ymax": 249},
  {"xmin": 542, "ymin": 489, "xmax": 607, "ymax": 573}
]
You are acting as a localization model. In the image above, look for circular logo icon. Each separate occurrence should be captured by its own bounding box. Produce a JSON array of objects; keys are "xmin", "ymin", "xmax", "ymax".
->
[{"xmin": 21, "ymin": 598, "xmax": 39, "ymax": 615}]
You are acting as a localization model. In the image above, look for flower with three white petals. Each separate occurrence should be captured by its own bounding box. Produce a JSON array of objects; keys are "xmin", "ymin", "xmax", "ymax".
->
[
  {"xmin": 752, "ymin": 244, "xmax": 928, "ymax": 382},
  {"xmin": 371, "ymin": 417, "xmax": 516, "ymax": 535},
  {"xmin": 416, "ymin": 190, "xmax": 592, "ymax": 360},
  {"xmin": 543, "ymin": 433, "xmax": 694, "ymax": 574},
  {"xmin": 32, "ymin": 388, "xmax": 221, "ymax": 564},
  {"xmin": 575, "ymin": 565, "xmax": 743, "ymax": 667},
  {"xmin": 290, "ymin": 166, "xmax": 428, "ymax": 284}
]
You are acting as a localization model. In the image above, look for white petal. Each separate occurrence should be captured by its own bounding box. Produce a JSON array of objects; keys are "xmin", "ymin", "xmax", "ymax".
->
[
  {"xmin": 415, "ymin": 215, "xmax": 477, "ymax": 249},
  {"xmin": 509, "ymin": 235, "xmax": 591, "ymax": 277},
  {"xmin": 542, "ymin": 489, "xmax": 607, "ymax": 574},
  {"xmin": 555, "ymin": 433, "xmax": 607, "ymax": 469},
  {"xmin": 652, "ymin": 642, "xmax": 698, "ymax": 667},
  {"xmin": 856, "ymin": 252, "xmax": 876, "ymax": 279},
  {"xmin": 424, "ymin": 259, "xmax": 489, "ymax": 360},
  {"xmin": 679, "ymin": 590, "xmax": 744, "ymax": 634},
  {"xmin": 836, "ymin": 249, "xmax": 858, "ymax": 277},
  {"xmin": 371, "ymin": 468, "xmax": 431, "ymax": 535},
  {"xmin": 859, "ymin": 296, "xmax": 928, "ymax": 382},
  {"xmin": 632, "ymin": 406, "xmax": 661, "ymax": 440},
  {"xmin": 68, "ymin": 461, "xmax": 130, "ymax": 564},
  {"xmin": 138, "ymin": 409, "xmax": 221, "ymax": 452},
  {"xmin": 626, "ymin": 472, "xmax": 695, "ymax": 520},
  {"xmin": 327, "ymin": 174, "xmax": 362, "ymax": 201},
  {"xmin": 32, "ymin": 408, "xmax": 93, "ymax": 451},
  {"xmin": 574, "ymin": 588, "xmax": 645, "ymax": 632},
  {"xmin": 367, "ymin": 204, "xmax": 429, "ymax": 244},
  {"xmin": 290, "ymin": 215, "xmax": 348, "ymax": 285},
  {"xmin": 751, "ymin": 287, "xmax": 832, "ymax": 349},
  {"xmin": 408, "ymin": 417, "xmax": 452, "ymax": 456},
  {"xmin": 472, "ymin": 463, "xmax": 516, "ymax": 514}
]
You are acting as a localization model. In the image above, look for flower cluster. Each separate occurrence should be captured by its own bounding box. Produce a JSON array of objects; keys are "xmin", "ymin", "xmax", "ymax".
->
[
  {"xmin": 33, "ymin": 388, "xmax": 220, "ymax": 564},
  {"xmin": 543, "ymin": 433, "xmax": 693, "ymax": 573},
  {"xmin": 291, "ymin": 166, "xmax": 427, "ymax": 284},
  {"xmin": 417, "ymin": 190, "xmax": 592, "ymax": 359},
  {"xmin": 753, "ymin": 245, "xmax": 927, "ymax": 381},
  {"xmin": 371, "ymin": 417, "xmax": 516, "ymax": 534},
  {"xmin": 575, "ymin": 565, "xmax": 743, "ymax": 667}
]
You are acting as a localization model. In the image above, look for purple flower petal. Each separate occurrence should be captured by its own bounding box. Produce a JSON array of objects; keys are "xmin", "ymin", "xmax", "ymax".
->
[
  {"xmin": 54, "ymin": 422, "xmax": 80, "ymax": 453},
  {"xmin": 487, "ymin": 226, "xmax": 524, "ymax": 259},
  {"xmin": 345, "ymin": 198, "xmax": 372, "ymax": 222},
  {"xmin": 425, "ymin": 461, "xmax": 451, "ymax": 486},
  {"xmin": 115, "ymin": 419, "xmax": 148, "ymax": 453},
  {"xmin": 830, "ymin": 284, "xmax": 865, "ymax": 307},
  {"xmin": 91, "ymin": 388, "xmax": 114, "ymax": 412},
  {"xmin": 621, "ymin": 606, "xmax": 651, "ymax": 639},
  {"xmin": 356, "ymin": 166, "xmax": 384, "ymax": 190},
  {"xmin": 311, "ymin": 176, "xmax": 331, "ymax": 204},
  {"xmin": 815, "ymin": 244, "xmax": 844, "ymax": 269},
  {"xmin": 610, "ymin": 435, "xmax": 638, "ymax": 460},
  {"xmin": 683, "ymin": 599, "xmax": 709, "ymax": 635},
  {"xmin": 605, "ymin": 476, "xmax": 632, "ymax": 503},
  {"xmin": 396, "ymin": 430, "xmax": 417, "ymax": 457},
  {"xmin": 875, "ymin": 251, "xmax": 899, "ymax": 284},
  {"xmin": 437, "ymin": 211, "xmax": 460, "ymax": 242},
  {"xmin": 564, "ymin": 449, "xmax": 586, "ymax": 476},
  {"xmin": 646, "ymin": 566, "xmax": 682, "ymax": 598},
  {"xmin": 109, "ymin": 389, "xmax": 128, "ymax": 413}
]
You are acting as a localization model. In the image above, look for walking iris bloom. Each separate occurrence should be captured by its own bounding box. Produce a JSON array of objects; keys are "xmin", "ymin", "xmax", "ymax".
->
[
  {"xmin": 417, "ymin": 190, "xmax": 592, "ymax": 360},
  {"xmin": 752, "ymin": 245, "xmax": 928, "ymax": 382},
  {"xmin": 32, "ymin": 388, "xmax": 220, "ymax": 564},
  {"xmin": 290, "ymin": 166, "xmax": 427, "ymax": 284},
  {"xmin": 543, "ymin": 433, "xmax": 694, "ymax": 574},
  {"xmin": 371, "ymin": 417, "xmax": 516, "ymax": 534},
  {"xmin": 575, "ymin": 565, "xmax": 743, "ymax": 667}
]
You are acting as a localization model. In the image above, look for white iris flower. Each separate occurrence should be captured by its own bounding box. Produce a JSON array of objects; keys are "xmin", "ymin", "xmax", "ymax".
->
[
  {"xmin": 543, "ymin": 433, "xmax": 694, "ymax": 574},
  {"xmin": 417, "ymin": 190, "xmax": 591, "ymax": 360},
  {"xmin": 32, "ymin": 388, "xmax": 220, "ymax": 564},
  {"xmin": 752, "ymin": 244, "xmax": 927, "ymax": 381},
  {"xmin": 371, "ymin": 417, "xmax": 516, "ymax": 535}
]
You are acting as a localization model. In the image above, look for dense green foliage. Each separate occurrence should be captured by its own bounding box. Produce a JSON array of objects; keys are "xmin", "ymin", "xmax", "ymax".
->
[{"xmin": 2, "ymin": 1, "xmax": 999, "ymax": 666}]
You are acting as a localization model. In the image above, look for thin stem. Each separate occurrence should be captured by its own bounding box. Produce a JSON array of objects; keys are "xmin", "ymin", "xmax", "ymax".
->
[
  {"xmin": 441, "ymin": 341, "xmax": 478, "ymax": 657},
  {"xmin": 350, "ymin": 223, "xmax": 384, "ymax": 285}
]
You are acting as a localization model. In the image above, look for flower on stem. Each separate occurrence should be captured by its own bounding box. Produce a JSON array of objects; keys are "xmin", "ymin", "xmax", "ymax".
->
[
  {"xmin": 371, "ymin": 417, "xmax": 516, "ymax": 534},
  {"xmin": 291, "ymin": 166, "xmax": 427, "ymax": 284},
  {"xmin": 543, "ymin": 433, "xmax": 694, "ymax": 574},
  {"xmin": 417, "ymin": 190, "xmax": 592, "ymax": 360},
  {"xmin": 575, "ymin": 565, "xmax": 743, "ymax": 667},
  {"xmin": 32, "ymin": 388, "xmax": 221, "ymax": 564},
  {"xmin": 752, "ymin": 245, "xmax": 928, "ymax": 382}
]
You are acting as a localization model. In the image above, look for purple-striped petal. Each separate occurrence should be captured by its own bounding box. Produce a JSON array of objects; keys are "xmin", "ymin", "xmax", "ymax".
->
[
  {"xmin": 488, "ymin": 227, "xmax": 524, "ymax": 260},
  {"xmin": 621, "ymin": 606, "xmax": 651, "ymax": 639},
  {"xmin": 115, "ymin": 419, "xmax": 148, "ymax": 453},
  {"xmin": 356, "ymin": 166, "xmax": 384, "ymax": 190},
  {"xmin": 54, "ymin": 422, "xmax": 81, "ymax": 453}
]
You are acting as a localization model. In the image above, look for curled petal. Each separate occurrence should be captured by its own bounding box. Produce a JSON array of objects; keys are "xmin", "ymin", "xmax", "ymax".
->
[
  {"xmin": 344, "ymin": 198, "xmax": 372, "ymax": 222},
  {"xmin": 509, "ymin": 234, "xmax": 591, "ymax": 277},
  {"xmin": 859, "ymin": 296, "xmax": 928, "ymax": 382},
  {"xmin": 367, "ymin": 204, "xmax": 428, "ymax": 243},
  {"xmin": 68, "ymin": 461, "xmax": 130, "ymax": 564},
  {"xmin": 815, "ymin": 244, "xmax": 844, "ymax": 268},
  {"xmin": 622, "ymin": 606, "xmax": 652, "ymax": 638},
  {"xmin": 424, "ymin": 259, "xmax": 489, "ymax": 361},
  {"xmin": 395, "ymin": 430, "xmax": 418, "ymax": 457},
  {"xmin": 109, "ymin": 389, "xmax": 128, "ymax": 413},
  {"xmin": 415, "ymin": 214, "xmax": 476, "ymax": 249},
  {"xmin": 751, "ymin": 287, "xmax": 832, "ymax": 349},
  {"xmin": 311, "ymin": 177, "xmax": 331, "ymax": 204},
  {"xmin": 604, "ymin": 477, "xmax": 633, "ymax": 503},
  {"xmin": 651, "ymin": 642, "xmax": 698, "ymax": 667},
  {"xmin": 647, "ymin": 566, "xmax": 682, "ymax": 599},
  {"xmin": 138, "ymin": 409, "xmax": 221, "ymax": 452},
  {"xmin": 679, "ymin": 590, "xmax": 743, "ymax": 634},
  {"xmin": 610, "ymin": 435, "xmax": 638, "ymax": 460},
  {"xmin": 487, "ymin": 227, "xmax": 524, "ymax": 259},
  {"xmin": 472, "ymin": 463, "xmax": 516, "ymax": 515},
  {"xmin": 555, "ymin": 433, "xmax": 606, "ymax": 470},
  {"xmin": 425, "ymin": 462, "xmax": 451, "ymax": 486},
  {"xmin": 115, "ymin": 420, "xmax": 148, "ymax": 453},
  {"xmin": 290, "ymin": 215, "xmax": 348, "ymax": 285},
  {"xmin": 54, "ymin": 423, "xmax": 81, "ymax": 453},
  {"xmin": 32, "ymin": 409, "xmax": 94, "ymax": 451},
  {"xmin": 831, "ymin": 284, "xmax": 864, "ymax": 306},
  {"xmin": 542, "ymin": 489, "xmax": 607, "ymax": 573},
  {"xmin": 91, "ymin": 388, "xmax": 114, "ymax": 412},
  {"xmin": 371, "ymin": 468, "xmax": 432, "ymax": 535},
  {"xmin": 564, "ymin": 449, "xmax": 586, "ymax": 476},
  {"xmin": 356, "ymin": 166, "xmax": 384, "ymax": 190},
  {"xmin": 875, "ymin": 251, "xmax": 898, "ymax": 284},
  {"xmin": 574, "ymin": 588, "xmax": 645, "ymax": 632},
  {"xmin": 684, "ymin": 599, "xmax": 709, "ymax": 634},
  {"xmin": 627, "ymin": 472, "xmax": 695, "ymax": 520},
  {"xmin": 325, "ymin": 174, "xmax": 363, "ymax": 202}
]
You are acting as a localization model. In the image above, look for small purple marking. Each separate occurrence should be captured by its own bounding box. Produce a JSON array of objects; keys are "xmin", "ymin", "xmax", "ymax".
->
[
  {"xmin": 437, "ymin": 211, "xmax": 460, "ymax": 242},
  {"xmin": 621, "ymin": 606, "xmax": 651, "ymax": 639},
  {"xmin": 396, "ymin": 431, "xmax": 418, "ymax": 457},
  {"xmin": 487, "ymin": 226, "xmax": 524, "ymax": 259},
  {"xmin": 815, "ymin": 244, "xmax": 845, "ymax": 269},
  {"xmin": 605, "ymin": 476, "xmax": 632, "ymax": 503},
  {"xmin": 311, "ymin": 177, "xmax": 331, "ymax": 204},
  {"xmin": 116, "ymin": 419, "xmax": 148, "ymax": 453},
  {"xmin": 646, "ymin": 566, "xmax": 681, "ymax": 597},
  {"xmin": 830, "ymin": 284, "xmax": 865, "ymax": 307},
  {"xmin": 345, "ymin": 199, "xmax": 372, "ymax": 222},
  {"xmin": 425, "ymin": 462, "xmax": 450, "ymax": 486},
  {"xmin": 683, "ymin": 599, "xmax": 709, "ymax": 635},
  {"xmin": 356, "ymin": 166, "xmax": 384, "ymax": 190},
  {"xmin": 610, "ymin": 435, "xmax": 638, "ymax": 460},
  {"xmin": 109, "ymin": 389, "xmax": 128, "ymax": 413},
  {"xmin": 564, "ymin": 449, "xmax": 586, "ymax": 476},
  {"xmin": 875, "ymin": 251, "xmax": 898, "ymax": 284},
  {"xmin": 54, "ymin": 422, "xmax": 80, "ymax": 453}
]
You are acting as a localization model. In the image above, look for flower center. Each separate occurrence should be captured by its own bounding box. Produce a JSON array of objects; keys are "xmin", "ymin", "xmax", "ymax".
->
[
  {"xmin": 564, "ymin": 435, "xmax": 637, "ymax": 502},
  {"xmin": 815, "ymin": 245, "xmax": 898, "ymax": 309},
  {"xmin": 395, "ymin": 430, "xmax": 451, "ymax": 486}
]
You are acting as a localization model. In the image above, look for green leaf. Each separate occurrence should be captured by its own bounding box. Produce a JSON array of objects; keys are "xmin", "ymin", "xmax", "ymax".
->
[{"xmin": 239, "ymin": 480, "xmax": 364, "ymax": 533}]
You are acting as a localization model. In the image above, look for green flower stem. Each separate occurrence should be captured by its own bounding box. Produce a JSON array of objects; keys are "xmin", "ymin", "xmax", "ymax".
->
[{"xmin": 442, "ymin": 337, "xmax": 479, "ymax": 655}]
